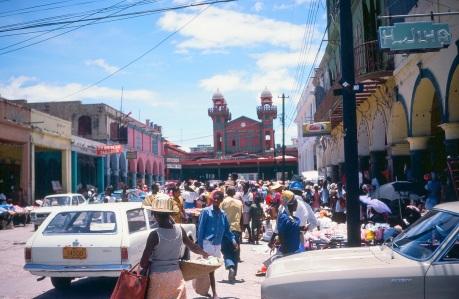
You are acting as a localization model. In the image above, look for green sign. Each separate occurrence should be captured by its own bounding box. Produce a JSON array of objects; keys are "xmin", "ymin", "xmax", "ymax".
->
[{"xmin": 378, "ymin": 21, "xmax": 451, "ymax": 52}]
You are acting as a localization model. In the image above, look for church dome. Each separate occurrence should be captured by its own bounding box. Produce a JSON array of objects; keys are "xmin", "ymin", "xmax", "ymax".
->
[
  {"xmin": 260, "ymin": 88, "xmax": 272, "ymax": 99},
  {"xmin": 212, "ymin": 89, "xmax": 224, "ymax": 101}
]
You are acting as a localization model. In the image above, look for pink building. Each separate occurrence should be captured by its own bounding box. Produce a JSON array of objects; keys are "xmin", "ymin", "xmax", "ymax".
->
[{"xmin": 125, "ymin": 119, "xmax": 164, "ymax": 188}]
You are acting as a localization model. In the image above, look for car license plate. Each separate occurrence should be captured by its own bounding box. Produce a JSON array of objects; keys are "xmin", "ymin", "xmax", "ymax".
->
[{"xmin": 63, "ymin": 247, "xmax": 87, "ymax": 259}]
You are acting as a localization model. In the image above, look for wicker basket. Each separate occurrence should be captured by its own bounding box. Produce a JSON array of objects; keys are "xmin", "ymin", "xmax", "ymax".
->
[{"xmin": 179, "ymin": 259, "xmax": 222, "ymax": 281}]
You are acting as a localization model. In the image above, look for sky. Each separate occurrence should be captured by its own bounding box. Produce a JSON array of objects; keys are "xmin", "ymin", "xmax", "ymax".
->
[{"xmin": 0, "ymin": 0, "xmax": 327, "ymax": 150}]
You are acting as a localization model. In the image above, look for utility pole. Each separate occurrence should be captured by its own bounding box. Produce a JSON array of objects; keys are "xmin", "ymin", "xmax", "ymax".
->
[
  {"xmin": 279, "ymin": 93, "xmax": 288, "ymax": 184},
  {"xmin": 339, "ymin": 0, "xmax": 361, "ymax": 247}
]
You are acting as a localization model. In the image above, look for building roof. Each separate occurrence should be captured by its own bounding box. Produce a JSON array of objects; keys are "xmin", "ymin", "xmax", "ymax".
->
[
  {"xmin": 226, "ymin": 115, "xmax": 260, "ymax": 127},
  {"xmin": 212, "ymin": 89, "xmax": 225, "ymax": 101},
  {"xmin": 260, "ymin": 88, "xmax": 272, "ymax": 99}
]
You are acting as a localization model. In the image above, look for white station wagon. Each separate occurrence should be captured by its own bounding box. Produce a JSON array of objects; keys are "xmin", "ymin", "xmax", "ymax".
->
[
  {"xmin": 24, "ymin": 202, "xmax": 196, "ymax": 289},
  {"xmin": 31, "ymin": 193, "xmax": 87, "ymax": 230}
]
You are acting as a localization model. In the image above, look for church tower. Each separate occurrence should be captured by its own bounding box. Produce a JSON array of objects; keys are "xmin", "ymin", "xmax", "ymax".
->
[
  {"xmin": 257, "ymin": 88, "xmax": 277, "ymax": 151},
  {"xmin": 208, "ymin": 89, "xmax": 231, "ymax": 155}
]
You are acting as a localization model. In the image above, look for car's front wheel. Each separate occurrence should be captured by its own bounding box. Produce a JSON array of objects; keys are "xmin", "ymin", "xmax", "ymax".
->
[{"xmin": 51, "ymin": 277, "xmax": 72, "ymax": 290}]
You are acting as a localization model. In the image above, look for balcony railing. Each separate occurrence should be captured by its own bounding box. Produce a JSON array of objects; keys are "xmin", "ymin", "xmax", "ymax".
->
[
  {"xmin": 314, "ymin": 82, "xmax": 340, "ymax": 123},
  {"xmin": 354, "ymin": 40, "xmax": 394, "ymax": 80},
  {"xmin": 208, "ymin": 107, "xmax": 230, "ymax": 115}
]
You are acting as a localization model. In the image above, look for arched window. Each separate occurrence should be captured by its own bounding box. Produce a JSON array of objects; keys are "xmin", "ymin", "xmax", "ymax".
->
[{"xmin": 78, "ymin": 115, "xmax": 92, "ymax": 136}]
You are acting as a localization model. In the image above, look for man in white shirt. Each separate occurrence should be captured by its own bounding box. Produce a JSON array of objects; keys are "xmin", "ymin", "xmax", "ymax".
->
[
  {"xmin": 241, "ymin": 182, "xmax": 253, "ymax": 243},
  {"xmin": 182, "ymin": 181, "xmax": 199, "ymax": 209},
  {"xmin": 290, "ymin": 187, "xmax": 317, "ymax": 252}
]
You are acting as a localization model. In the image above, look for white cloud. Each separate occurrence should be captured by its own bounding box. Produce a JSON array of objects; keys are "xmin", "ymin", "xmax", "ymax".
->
[
  {"xmin": 157, "ymin": 6, "xmax": 309, "ymax": 51},
  {"xmin": 0, "ymin": 76, "xmax": 172, "ymax": 107},
  {"xmin": 254, "ymin": 51, "xmax": 316, "ymax": 70},
  {"xmin": 294, "ymin": 0, "xmax": 313, "ymax": 4},
  {"xmin": 273, "ymin": 0, "xmax": 313, "ymax": 10},
  {"xmin": 199, "ymin": 68, "xmax": 295, "ymax": 100},
  {"xmin": 85, "ymin": 58, "xmax": 119, "ymax": 74},
  {"xmin": 199, "ymin": 71, "xmax": 244, "ymax": 92},
  {"xmin": 253, "ymin": 1, "xmax": 263, "ymax": 12}
]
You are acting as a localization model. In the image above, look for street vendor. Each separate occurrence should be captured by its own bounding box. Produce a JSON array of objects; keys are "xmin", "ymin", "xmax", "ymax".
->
[
  {"xmin": 198, "ymin": 190, "xmax": 238, "ymax": 299},
  {"xmin": 257, "ymin": 191, "xmax": 300, "ymax": 276},
  {"xmin": 140, "ymin": 194, "xmax": 208, "ymax": 299},
  {"xmin": 143, "ymin": 183, "xmax": 160, "ymax": 208}
]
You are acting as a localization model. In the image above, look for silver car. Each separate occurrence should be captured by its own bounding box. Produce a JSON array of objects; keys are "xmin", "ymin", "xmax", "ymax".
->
[{"xmin": 261, "ymin": 202, "xmax": 459, "ymax": 299}]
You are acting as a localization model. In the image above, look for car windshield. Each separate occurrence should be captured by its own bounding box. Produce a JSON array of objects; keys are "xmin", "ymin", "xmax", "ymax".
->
[
  {"xmin": 43, "ymin": 211, "xmax": 117, "ymax": 234},
  {"xmin": 42, "ymin": 196, "xmax": 70, "ymax": 207},
  {"xmin": 392, "ymin": 209, "xmax": 459, "ymax": 261}
]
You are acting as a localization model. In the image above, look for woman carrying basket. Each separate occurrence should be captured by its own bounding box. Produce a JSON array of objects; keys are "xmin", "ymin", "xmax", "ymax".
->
[{"xmin": 140, "ymin": 193, "xmax": 208, "ymax": 299}]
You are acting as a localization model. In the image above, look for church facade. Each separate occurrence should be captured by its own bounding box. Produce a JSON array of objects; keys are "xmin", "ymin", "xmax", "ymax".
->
[{"xmin": 208, "ymin": 89, "xmax": 277, "ymax": 155}]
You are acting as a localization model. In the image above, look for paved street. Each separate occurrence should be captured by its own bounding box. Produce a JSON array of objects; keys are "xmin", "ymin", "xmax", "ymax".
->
[{"xmin": 0, "ymin": 225, "xmax": 268, "ymax": 299}]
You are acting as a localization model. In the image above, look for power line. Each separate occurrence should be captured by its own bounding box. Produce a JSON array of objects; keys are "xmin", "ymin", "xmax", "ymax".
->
[
  {"xmin": 283, "ymin": 0, "xmax": 322, "ymax": 132},
  {"xmin": 0, "ymin": 0, "xmax": 231, "ymax": 32},
  {"xmin": 0, "ymin": 0, "xmax": 158, "ymax": 29},
  {"xmin": 54, "ymin": 3, "xmax": 215, "ymax": 102},
  {"xmin": 0, "ymin": 0, "xmax": 137, "ymax": 52},
  {"xmin": 0, "ymin": 0, "xmax": 235, "ymax": 55},
  {"xmin": 0, "ymin": 0, "xmax": 108, "ymax": 18},
  {"xmin": 0, "ymin": 7, "xmax": 164, "ymax": 37},
  {"xmin": 285, "ymin": 23, "xmax": 329, "ymax": 130}
]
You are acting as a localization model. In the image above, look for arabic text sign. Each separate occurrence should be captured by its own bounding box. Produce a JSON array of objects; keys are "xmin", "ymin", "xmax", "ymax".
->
[
  {"xmin": 96, "ymin": 144, "xmax": 123, "ymax": 155},
  {"xmin": 303, "ymin": 122, "xmax": 331, "ymax": 137},
  {"xmin": 379, "ymin": 21, "xmax": 451, "ymax": 52}
]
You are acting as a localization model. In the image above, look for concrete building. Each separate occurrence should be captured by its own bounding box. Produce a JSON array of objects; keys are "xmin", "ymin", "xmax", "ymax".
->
[
  {"xmin": 0, "ymin": 98, "xmax": 32, "ymax": 204},
  {"xmin": 30, "ymin": 109, "xmax": 72, "ymax": 198},
  {"xmin": 295, "ymin": 81, "xmax": 318, "ymax": 174},
  {"xmin": 19, "ymin": 101, "xmax": 165, "ymax": 189}
]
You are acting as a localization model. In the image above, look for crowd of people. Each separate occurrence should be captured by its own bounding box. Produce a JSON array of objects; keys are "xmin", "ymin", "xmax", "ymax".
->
[
  {"xmin": 0, "ymin": 188, "xmax": 29, "ymax": 229},
  {"xmin": 136, "ymin": 169, "xmax": 447, "ymax": 297},
  {"xmin": 136, "ymin": 174, "xmax": 353, "ymax": 298}
]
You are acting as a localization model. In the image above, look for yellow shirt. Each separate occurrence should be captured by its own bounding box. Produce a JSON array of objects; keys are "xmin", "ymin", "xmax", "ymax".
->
[
  {"xmin": 142, "ymin": 194, "xmax": 157, "ymax": 207},
  {"xmin": 172, "ymin": 196, "xmax": 184, "ymax": 224},
  {"xmin": 220, "ymin": 196, "xmax": 243, "ymax": 232}
]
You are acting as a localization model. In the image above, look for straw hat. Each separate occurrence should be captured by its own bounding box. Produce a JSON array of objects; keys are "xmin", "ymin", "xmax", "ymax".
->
[
  {"xmin": 270, "ymin": 182, "xmax": 284, "ymax": 191},
  {"xmin": 281, "ymin": 190, "xmax": 295, "ymax": 204},
  {"xmin": 144, "ymin": 193, "xmax": 176, "ymax": 213}
]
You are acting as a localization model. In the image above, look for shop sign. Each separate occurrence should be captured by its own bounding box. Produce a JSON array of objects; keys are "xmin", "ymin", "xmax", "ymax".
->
[
  {"xmin": 378, "ymin": 21, "xmax": 451, "ymax": 52},
  {"xmin": 166, "ymin": 163, "xmax": 182, "ymax": 169},
  {"xmin": 166, "ymin": 157, "xmax": 180, "ymax": 163},
  {"xmin": 126, "ymin": 151, "xmax": 137, "ymax": 160},
  {"xmin": 96, "ymin": 144, "xmax": 123, "ymax": 155},
  {"xmin": 303, "ymin": 122, "xmax": 331, "ymax": 137}
]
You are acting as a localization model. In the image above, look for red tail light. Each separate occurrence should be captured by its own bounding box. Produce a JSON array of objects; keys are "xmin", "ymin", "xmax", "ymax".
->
[
  {"xmin": 121, "ymin": 247, "xmax": 129, "ymax": 262},
  {"xmin": 25, "ymin": 247, "xmax": 32, "ymax": 262}
]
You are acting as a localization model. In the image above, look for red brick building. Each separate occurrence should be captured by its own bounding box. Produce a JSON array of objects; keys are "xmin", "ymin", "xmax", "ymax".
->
[
  {"xmin": 208, "ymin": 89, "xmax": 277, "ymax": 155},
  {"xmin": 170, "ymin": 89, "xmax": 298, "ymax": 181}
]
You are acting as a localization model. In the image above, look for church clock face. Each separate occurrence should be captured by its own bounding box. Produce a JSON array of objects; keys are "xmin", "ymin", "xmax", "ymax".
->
[{"xmin": 241, "ymin": 122, "xmax": 246, "ymax": 128}]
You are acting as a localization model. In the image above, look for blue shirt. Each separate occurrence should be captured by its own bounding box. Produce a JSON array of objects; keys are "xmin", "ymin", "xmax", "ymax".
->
[
  {"xmin": 197, "ymin": 206, "xmax": 235, "ymax": 247},
  {"xmin": 276, "ymin": 209, "xmax": 300, "ymax": 254}
]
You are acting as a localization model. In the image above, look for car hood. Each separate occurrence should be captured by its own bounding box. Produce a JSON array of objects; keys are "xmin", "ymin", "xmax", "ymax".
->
[{"xmin": 267, "ymin": 246, "xmax": 418, "ymax": 279}]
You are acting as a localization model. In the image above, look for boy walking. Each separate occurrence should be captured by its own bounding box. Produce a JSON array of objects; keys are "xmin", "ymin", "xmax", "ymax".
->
[{"xmin": 249, "ymin": 193, "xmax": 264, "ymax": 244}]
